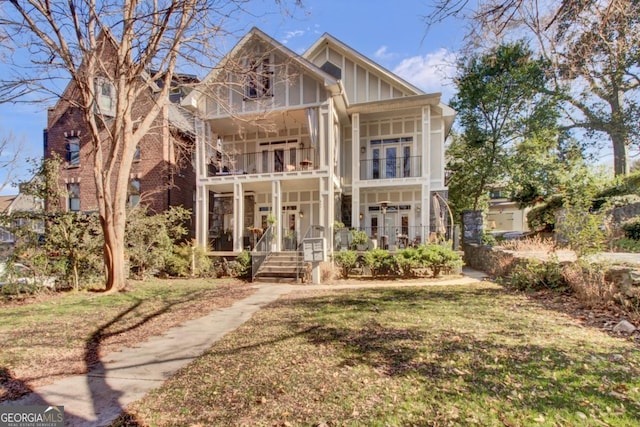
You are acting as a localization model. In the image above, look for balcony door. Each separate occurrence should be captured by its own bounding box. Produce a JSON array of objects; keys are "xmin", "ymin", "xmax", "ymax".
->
[
  {"xmin": 369, "ymin": 137, "xmax": 413, "ymax": 179},
  {"xmin": 259, "ymin": 139, "xmax": 298, "ymax": 173}
]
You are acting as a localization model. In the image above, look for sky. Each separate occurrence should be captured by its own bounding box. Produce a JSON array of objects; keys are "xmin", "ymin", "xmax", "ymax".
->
[{"xmin": 0, "ymin": 0, "xmax": 465, "ymax": 194}]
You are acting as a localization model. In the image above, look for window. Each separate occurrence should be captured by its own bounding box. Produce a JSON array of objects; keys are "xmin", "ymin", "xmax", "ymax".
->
[
  {"xmin": 133, "ymin": 144, "xmax": 141, "ymax": 162},
  {"xmin": 67, "ymin": 183, "xmax": 80, "ymax": 212},
  {"xmin": 96, "ymin": 77, "xmax": 116, "ymax": 116},
  {"xmin": 244, "ymin": 58, "xmax": 273, "ymax": 99},
  {"xmin": 65, "ymin": 137, "xmax": 80, "ymax": 166},
  {"xmin": 128, "ymin": 179, "xmax": 141, "ymax": 208}
]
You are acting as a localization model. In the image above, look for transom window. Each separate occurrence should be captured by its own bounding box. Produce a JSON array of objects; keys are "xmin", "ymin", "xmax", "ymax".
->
[{"xmin": 128, "ymin": 179, "xmax": 141, "ymax": 208}]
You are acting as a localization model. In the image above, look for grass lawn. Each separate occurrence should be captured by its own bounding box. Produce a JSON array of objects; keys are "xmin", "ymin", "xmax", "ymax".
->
[
  {"xmin": 114, "ymin": 282, "xmax": 640, "ymax": 427},
  {"xmin": 0, "ymin": 278, "xmax": 254, "ymax": 401}
]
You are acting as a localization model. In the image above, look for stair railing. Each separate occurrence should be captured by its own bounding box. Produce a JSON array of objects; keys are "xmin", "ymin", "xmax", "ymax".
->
[{"xmin": 251, "ymin": 225, "xmax": 274, "ymax": 281}]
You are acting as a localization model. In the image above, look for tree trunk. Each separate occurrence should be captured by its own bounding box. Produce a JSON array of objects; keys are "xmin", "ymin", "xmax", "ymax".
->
[
  {"xmin": 102, "ymin": 209, "xmax": 128, "ymax": 292},
  {"xmin": 611, "ymin": 133, "xmax": 629, "ymax": 176}
]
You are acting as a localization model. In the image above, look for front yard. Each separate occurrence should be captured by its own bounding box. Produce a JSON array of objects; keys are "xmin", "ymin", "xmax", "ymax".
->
[
  {"xmin": 0, "ymin": 278, "xmax": 254, "ymax": 402},
  {"xmin": 113, "ymin": 283, "xmax": 640, "ymax": 426}
]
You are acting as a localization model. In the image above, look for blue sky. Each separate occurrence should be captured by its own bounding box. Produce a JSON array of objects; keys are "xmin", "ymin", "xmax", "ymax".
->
[{"xmin": 0, "ymin": 0, "xmax": 465, "ymax": 194}]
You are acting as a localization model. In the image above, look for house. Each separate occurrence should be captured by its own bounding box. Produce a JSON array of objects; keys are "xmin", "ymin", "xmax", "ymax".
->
[
  {"xmin": 185, "ymin": 28, "xmax": 455, "ymax": 257},
  {"xmin": 0, "ymin": 189, "xmax": 44, "ymax": 258},
  {"xmin": 44, "ymin": 34, "xmax": 197, "ymax": 224},
  {"xmin": 486, "ymin": 188, "xmax": 531, "ymax": 233}
]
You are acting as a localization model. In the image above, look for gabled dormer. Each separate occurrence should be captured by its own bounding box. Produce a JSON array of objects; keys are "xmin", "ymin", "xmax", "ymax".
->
[{"xmin": 303, "ymin": 33, "xmax": 424, "ymax": 106}]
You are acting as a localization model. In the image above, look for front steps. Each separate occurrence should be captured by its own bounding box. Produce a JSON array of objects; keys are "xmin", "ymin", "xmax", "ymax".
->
[{"xmin": 252, "ymin": 251, "xmax": 303, "ymax": 283}]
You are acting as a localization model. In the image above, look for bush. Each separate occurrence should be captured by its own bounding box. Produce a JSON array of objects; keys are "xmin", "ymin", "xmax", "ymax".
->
[
  {"xmin": 394, "ymin": 247, "xmax": 420, "ymax": 278},
  {"xmin": 227, "ymin": 251, "xmax": 251, "ymax": 279},
  {"xmin": 561, "ymin": 261, "xmax": 613, "ymax": 308},
  {"xmin": 612, "ymin": 237, "xmax": 640, "ymax": 253},
  {"xmin": 527, "ymin": 195, "xmax": 563, "ymax": 231},
  {"xmin": 507, "ymin": 258, "xmax": 566, "ymax": 291},
  {"xmin": 481, "ymin": 232, "xmax": 496, "ymax": 247},
  {"xmin": 417, "ymin": 244, "xmax": 464, "ymax": 278},
  {"xmin": 333, "ymin": 250, "xmax": 358, "ymax": 279},
  {"xmin": 362, "ymin": 248, "xmax": 397, "ymax": 277},
  {"xmin": 622, "ymin": 217, "xmax": 640, "ymax": 240},
  {"xmin": 163, "ymin": 242, "xmax": 213, "ymax": 278}
]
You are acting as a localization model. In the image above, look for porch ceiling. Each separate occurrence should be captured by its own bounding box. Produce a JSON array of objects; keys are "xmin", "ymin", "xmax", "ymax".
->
[{"xmin": 207, "ymin": 108, "xmax": 309, "ymax": 138}]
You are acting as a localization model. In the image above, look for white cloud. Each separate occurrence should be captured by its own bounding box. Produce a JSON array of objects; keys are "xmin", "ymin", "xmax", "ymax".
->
[
  {"xmin": 374, "ymin": 45, "xmax": 395, "ymax": 61},
  {"xmin": 393, "ymin": 48, "xmax": 457, "ymax": 101},
  {"xmin": 281, "ymin": 30, "xmax": 305, "ymax": 45}
]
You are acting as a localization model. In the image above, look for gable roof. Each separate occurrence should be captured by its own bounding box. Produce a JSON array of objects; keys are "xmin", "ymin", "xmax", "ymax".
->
[
  {"xmin": 303, "ymin": 33, "xmax": 425, "ymax": 97},
  {"xmin": 182, "ymin": 27, "xmax": 341, "ymax": 109}
]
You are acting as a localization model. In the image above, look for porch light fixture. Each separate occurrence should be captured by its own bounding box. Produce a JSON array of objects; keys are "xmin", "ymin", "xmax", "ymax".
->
[
  {"xmin": 416, "ymin": 205, "xmax": 421, "ymax": 214},
  {"xmin": 359, "ymin": 213, "xmax": 364, "ymax": 220},
  {"xmin": 360, "ymin": 146, "xmax": 365, "ymax": 154},
  {"xmin": 299, "ymin": 211, "xmax": 304, "ymax": 218}
]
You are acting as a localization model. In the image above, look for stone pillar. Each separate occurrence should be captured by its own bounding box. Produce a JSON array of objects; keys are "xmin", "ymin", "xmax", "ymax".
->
[{"xmin": 462, "ymin": 210, "xmax": 483, "ymax": 245}]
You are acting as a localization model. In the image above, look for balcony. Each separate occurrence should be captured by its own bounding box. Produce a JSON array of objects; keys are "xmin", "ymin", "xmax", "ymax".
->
[
  {"xmin": 359, "ymin": 155, "xmax": 422, "ymax": 180},
  {"xmin": 207, "ymin": 147, "xmax": 318, "ymax": 177}
]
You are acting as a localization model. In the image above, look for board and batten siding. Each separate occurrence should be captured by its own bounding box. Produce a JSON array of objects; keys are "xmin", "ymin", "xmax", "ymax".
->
[
  {"xmin": 204, "ymin": 50, "xmax": 330, "ymax": 119},
  {"xmin": 310, "ymin": 46, "xmax": 412, "ymax": 104}
]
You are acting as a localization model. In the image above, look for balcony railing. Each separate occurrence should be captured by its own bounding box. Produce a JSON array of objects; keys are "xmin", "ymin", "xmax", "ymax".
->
[
  {"xmin": 334, "ymin": 225, "xmax": 451, "ymax": 251},
  {"xmin": 359, "ymin": 155, "xmax": 422, "ymax": 180},
  {"xmin": 207, "ymin": 147, "xmax": 318, "ymax": 177}
]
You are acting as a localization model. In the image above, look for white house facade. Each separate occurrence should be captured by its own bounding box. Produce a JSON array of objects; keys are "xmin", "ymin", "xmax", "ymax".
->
[{"xmin": 184, "ymin": 28, "xmax": 455, "ymax": 257}]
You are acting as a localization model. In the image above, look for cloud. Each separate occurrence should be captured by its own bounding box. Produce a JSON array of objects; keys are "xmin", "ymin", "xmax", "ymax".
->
[
  {"xmin": 393, "ymin": 48, "xmax": 457, "ymax": 100},
  {"xmin": 374, "ymin": 45, "xmax": 396, "ymax": 61},
  {"xmin": 281, "ymin": 30, "xmax": 305, "ymax": 45}
]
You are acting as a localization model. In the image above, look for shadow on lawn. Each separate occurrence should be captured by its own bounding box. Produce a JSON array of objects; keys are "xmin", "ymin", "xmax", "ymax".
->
[{"xmin": 288, "ymin": 288, "xmax": 640, "ymax": 420}]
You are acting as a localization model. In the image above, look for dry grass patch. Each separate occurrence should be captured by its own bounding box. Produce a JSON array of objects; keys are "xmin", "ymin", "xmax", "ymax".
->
[
  {"xmin": 0, "ymin": 278, "xmax": 254, "ymax": 401},
  {"xmin": 114, "ymin": 283, "xmax": 640, "ymax": 427}
]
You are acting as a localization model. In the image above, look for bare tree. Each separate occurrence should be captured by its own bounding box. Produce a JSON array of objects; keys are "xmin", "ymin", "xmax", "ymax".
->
[
  {"xmin": 427, "ymin": 0, "xmax": 640, "ymax": 176},
  {"xmin": 0, "ymin": 0, "xmax": 299, "ymax": 291},
  {"xmin": 0, "ymin": 131, "xmax": 21, "ymax": 192}
]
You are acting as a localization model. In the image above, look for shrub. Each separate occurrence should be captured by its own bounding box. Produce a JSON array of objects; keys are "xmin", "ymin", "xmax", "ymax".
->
[
  {"xmin": 622, "ymin": 217, "xmax": 640, "ymax": 240},
  {"xmin": 507, "ymin": 258, "xmax": 566, "ymax": 291},
  {"xmin": 481, "ymin": 232, "xmax": 496, "ymax": 247},
  {"xmin": 561, "ymin": 261, "xmax": 614, "ymax": 308},
  {"xmin": 362, "ymin": 248, "xmax": 397, "ymax": 277},
  {"xmin": 417, "ymin": 244, "xmax": 464, "ymax": 278},
  {"xmin": 527, "ymin": 195, "xmax": 563, "ymax": 231},
  {"xmin": 333, "ymin": 250, "xmax": 358, "ymax": 279},
  {"xmin": 497, "ymin": 235, "xmax": 555, "ymax": 252},
  {"xmin": 612, "ymin": 237, "xmax": 640, "ymax": 253},
  {"xmin": 394, "ymin": 247, "xmax": 420, "ymax": 278},
  {"xmin": 163, "ymin": 242, "xmax": 213, "ymax": 278},
  {"xmin": 227, "ymin": 251, "xmax": 251, "ymax": 279}
]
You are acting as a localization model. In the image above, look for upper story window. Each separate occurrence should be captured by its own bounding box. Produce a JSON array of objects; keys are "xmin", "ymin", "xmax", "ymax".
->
[
  {"xmin": 67, "ymin": 183, "xmax": 80, "ymax": 212},
  {"xmin": 245, "ymin": 57, "xmax": 273, "ymax": 100},
  {"xmin": 95, "ymin": 77, "xmax": 116, "ymax": 117},
  {"xmin": 128, "ymin": 179, "xmax": 141, "ymax": 208},
  {"xmin": 133, "ymin": 144, "xmax": 141, "ymax": 162},
  {"xmin": 65, "ymin": 136, "xmax": 80, "ymax": 166}
]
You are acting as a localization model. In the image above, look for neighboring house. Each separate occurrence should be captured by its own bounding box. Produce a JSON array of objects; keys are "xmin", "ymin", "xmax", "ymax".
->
[
  {"xmin": 486, "ymin": 188, "xmax": 531, "ymax": 233},
  {"xmin": 44, "ymin": 33, "xmax": 197, "ymax": 226},
  {"xmin": 184, "ymin": 28, "xmax": 455, "ymax": 255},
  {"xmin": 0, "ymin": 190, "xmax": 44, "ymax": 257}
]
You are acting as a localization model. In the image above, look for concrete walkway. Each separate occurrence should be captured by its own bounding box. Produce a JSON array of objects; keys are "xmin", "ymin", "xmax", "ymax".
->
[{"xmin": 2, "ymin": 269, "xmax": 486, "ymax": 427}]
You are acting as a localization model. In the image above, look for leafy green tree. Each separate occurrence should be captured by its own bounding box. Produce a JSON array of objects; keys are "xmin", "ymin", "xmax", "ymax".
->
[
  {"xmin": 448, "ymin": 41, "xmax": 561, "ymax": 218},
  {"xmin": 125, "ymin": 206, "xmax": 191, "ymax": 279}
]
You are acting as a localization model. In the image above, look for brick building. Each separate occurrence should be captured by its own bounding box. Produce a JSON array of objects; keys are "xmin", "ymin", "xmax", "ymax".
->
[{"xmin": 44, "ymin": 35, "xmax": 197, "ymax": 225}]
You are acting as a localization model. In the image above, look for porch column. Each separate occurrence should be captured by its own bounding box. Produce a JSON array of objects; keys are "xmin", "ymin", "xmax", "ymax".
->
[
  {"xmin": 352, "ymin": 113, "xmax": 360, "ymax": 185},
  {"xmin": 271, "ymin": 180, "xmax": 282, "ymax": 252},
  {"xmin": 421, "ymin": 106, "xmax": 431, "ymax": 179},
  {"xmin": 233, "ymin": 182, "xmax": 244, "ymax": 252},
  {"xmin": 421, "ymin": 184, "xmax": 431, "ymax": 242},
  {"xmin": 195, "ymin": 184, "xmax": 208, "ymax": 249},
  {"xmin": 319, "ymin": 104, "xmax": 329, "ymax": 169},
  {"xmin": 351, "ymin": 113, "xmax": 361, "ymax": 229}
]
